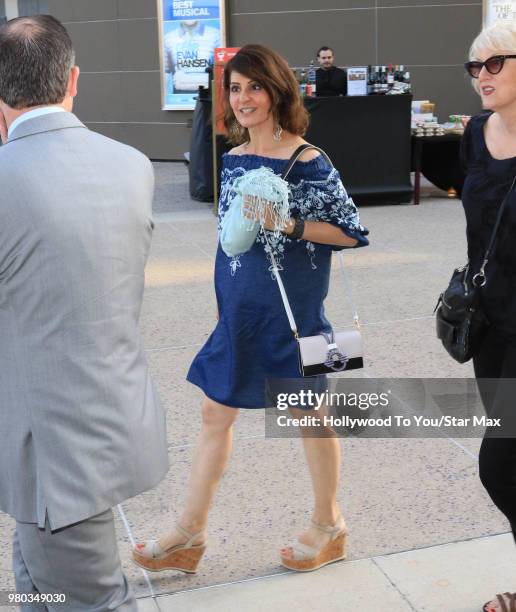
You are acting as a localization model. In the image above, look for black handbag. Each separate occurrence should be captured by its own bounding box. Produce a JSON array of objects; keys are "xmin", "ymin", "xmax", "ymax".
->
[{"xmin": 435, "ymin": 175, "xmax": 516, "ymax": 363}]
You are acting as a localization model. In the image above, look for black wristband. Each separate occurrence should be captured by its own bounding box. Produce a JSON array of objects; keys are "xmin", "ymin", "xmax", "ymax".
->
[{"xmin": 289, "ymin": 218, "xmax": 305, "ymax": 240}]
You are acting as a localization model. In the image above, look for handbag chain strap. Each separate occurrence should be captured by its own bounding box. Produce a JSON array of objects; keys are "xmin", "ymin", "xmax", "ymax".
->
[
  {"xmin": 261, "ymin": 143, "xmax": 360, "ymax": 339},
  {"xmin": 472, "ymin": 174, "xmax": 516, "ymax": 287}
]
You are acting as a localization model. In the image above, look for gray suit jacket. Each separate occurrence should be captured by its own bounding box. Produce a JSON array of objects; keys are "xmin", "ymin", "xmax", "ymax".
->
[{"xmin": 0, "ymin": 113, "xmax": 169, "ymax": 530}]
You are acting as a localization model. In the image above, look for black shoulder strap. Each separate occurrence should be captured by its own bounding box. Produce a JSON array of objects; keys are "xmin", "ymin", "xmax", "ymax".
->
[
  {"xmin": 460, "ymin": 112, "xmax": 490, "ymax": 173},
  {"xmin": 485, "ymin": 174, "xmax": 516, "ymax": 257},
  {"xmin": 459, "ymin": 119, "xmax": 473, "ymax": 174},
  {"xmin": 281, "ymin": 144, "xmax": 333, "ymax": 180},
  {"xmin": 473, "ymin": 174, "xmax": 516, "ymax": 286}
]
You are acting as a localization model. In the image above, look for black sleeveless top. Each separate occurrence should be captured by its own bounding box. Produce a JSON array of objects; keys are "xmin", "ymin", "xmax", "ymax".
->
[{"xmin": 461, "ymin": 112, "xmax": 516, "ymax": 334}]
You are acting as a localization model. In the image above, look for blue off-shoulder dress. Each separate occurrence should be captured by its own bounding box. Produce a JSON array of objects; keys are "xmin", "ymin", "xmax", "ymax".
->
[{"xmin": 187, "ymin": 152, "xmax": 369, "ymax": 408}]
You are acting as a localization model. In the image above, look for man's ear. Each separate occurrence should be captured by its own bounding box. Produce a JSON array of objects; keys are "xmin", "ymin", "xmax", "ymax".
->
[
  {"xmin": 67, "ymin": 66, "xmax": 80, "ymax": 99},
  {"xmin": 0, "ymin": 105, "xmax": 8, "ymax": 145}
]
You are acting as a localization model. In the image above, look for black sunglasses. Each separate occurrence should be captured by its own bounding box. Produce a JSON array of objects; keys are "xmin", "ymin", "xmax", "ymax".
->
[{"xmin": 464, "ymin": 54, "xmax": 516, "ymax": 78}]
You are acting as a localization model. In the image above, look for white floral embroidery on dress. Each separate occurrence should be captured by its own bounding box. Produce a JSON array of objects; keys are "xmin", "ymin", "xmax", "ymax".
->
[
  {"xmin": 229, "ymin": 256, "xmax": 241, "ymax": 276},
  {"xmin": 218, "ymin": 165, "xmax": 365, "ymax": 277}
]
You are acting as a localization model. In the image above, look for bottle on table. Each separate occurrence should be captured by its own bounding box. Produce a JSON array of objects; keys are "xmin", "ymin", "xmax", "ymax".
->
[
  {"xmin": 299, "ymin": 68, "xmax": 307, "ymax": 96},
  {"xmin": 387, "ymin": 63, "xmax": 395, "ymax": 88},
  {"xmin": 380, "ymin": 66, "xmax": 388, "ymax": 92},
  {"xmin": 404, "ymin": 70, "xmax": 411, "ymax": 92},
  {"xmin": 374, "ymin": 66, "xmax": 381, "ymax": 93},
  {"xmin": 367, "ymin": 65, "xmax": 374, "ymax": 94},
  {"xmin": 307, "ymin": 61, "xmax": 317, "ymax": 96}
]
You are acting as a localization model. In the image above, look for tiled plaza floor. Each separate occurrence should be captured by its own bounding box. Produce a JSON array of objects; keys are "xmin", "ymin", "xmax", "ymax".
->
[{"xmin": 1, "ymin": 164, "xmax": 512, "ymax": 611}]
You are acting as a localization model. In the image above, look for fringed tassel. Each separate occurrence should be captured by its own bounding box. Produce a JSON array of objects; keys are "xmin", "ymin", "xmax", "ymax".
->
[{"xmin": 232, "ymin": 167, "xmax": 291, "ymax": 237}]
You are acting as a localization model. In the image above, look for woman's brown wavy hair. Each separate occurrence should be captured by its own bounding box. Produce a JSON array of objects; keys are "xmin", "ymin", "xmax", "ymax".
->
[{"xmin": 222, "ymin": 44, "xmax": 309, "ymax": 145}]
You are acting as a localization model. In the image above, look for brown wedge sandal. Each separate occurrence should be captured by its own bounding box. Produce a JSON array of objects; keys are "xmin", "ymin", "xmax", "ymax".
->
[
  {"xmin": 483, "ymin": 592, "xmax": 516, "ymax": 612},
  {"xmin": 280, "ymin": 515, "xmax": 348, "ymax": 572},
  {"xmin": 132, "ymin": 523, "xmax": 206, "ymax": 573}
]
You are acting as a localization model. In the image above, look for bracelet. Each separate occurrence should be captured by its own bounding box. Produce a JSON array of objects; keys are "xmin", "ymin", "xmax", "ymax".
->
[{"xmin": 289, "ymin": 217, "xmax": 305, "ymax": 240}]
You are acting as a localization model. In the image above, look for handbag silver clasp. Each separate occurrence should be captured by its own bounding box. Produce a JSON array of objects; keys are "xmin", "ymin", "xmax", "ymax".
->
[
  {"xmin": 472, "ymin": 272, "xmax": 486, "ymax": 287},
  {"xmin": 321, "ymin": 332, "xmax": 349, "ymax": 372},
  {"xmin": 472, "ymin": 259, "xmax": 488, "ymax": 288}
]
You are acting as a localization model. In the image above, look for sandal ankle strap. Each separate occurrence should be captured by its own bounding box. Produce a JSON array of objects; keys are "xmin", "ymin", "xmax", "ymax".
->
[
  {"xmin": 310, "ymin": 515, "xmax": 347, "ymax": 536},
  {"xmin": 176, "ymin": 522, "xmax": 206, "ymax": 547}
]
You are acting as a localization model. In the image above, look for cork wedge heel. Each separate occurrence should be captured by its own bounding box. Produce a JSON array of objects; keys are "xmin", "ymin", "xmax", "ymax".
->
[
  {"xmin": 483, "ymin": 592, "xmax": 516, "ymax": 612},
  {"xmin": 132, "ymin": 524, "xmax": 206, "ymax": 574},
  {"xmin": 280, "ymin": 516, "xmax": 348, "ymax": 572}
]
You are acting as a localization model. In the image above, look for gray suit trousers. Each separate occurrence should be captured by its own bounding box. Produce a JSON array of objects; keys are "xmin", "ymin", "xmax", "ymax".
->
[{"xmin": 13, "ymin": 510, "xmax": 137, "ymax": 612}]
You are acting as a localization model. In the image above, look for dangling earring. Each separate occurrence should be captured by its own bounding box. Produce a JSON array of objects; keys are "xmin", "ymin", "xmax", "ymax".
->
[{"xmin": 273, "ymin": 124, "xmax": 283, "ymax": 142}]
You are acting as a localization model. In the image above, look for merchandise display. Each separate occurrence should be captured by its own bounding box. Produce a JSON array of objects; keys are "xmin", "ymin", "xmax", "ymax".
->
[
  {"xmin": 293, "ymin": 63, "xmax": 411, "ymax": 97},
  {"xmin": 412, "ymin": 100, "xmax": 470, "ymax": 137},
  {"xmin": 412, "ymin": 123, "xmax": 446, "ymax": 137},
  {"xmin": 367, "ymin": 64, "xmax": 411, "ymax": 95}
]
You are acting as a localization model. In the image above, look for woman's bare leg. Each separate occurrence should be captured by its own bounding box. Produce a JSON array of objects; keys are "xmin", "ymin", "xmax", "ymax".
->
[
  {"xmin": 281, "ymin": 408, "xmax": 343, "ymax": 557},
  {"xmin": 157, "ymin": 396, "xmax": 239, "ymax": 550}
]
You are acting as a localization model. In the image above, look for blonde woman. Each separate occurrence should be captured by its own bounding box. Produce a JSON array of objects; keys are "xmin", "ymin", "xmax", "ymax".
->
[{"xmin": 462, "ymin": 20, "xmax": 516, "ymax": 612}]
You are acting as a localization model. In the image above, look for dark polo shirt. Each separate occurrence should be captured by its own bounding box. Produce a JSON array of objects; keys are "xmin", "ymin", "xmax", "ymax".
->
[{"xmin": 316, "ymin": 66, "xmax": 347, "ymax": 96}]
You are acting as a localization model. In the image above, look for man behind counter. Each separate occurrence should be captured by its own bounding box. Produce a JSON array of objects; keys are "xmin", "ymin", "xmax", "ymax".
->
[{"xmin": 316, "ymin": 46, "xmax": 347, "ymax": 96}]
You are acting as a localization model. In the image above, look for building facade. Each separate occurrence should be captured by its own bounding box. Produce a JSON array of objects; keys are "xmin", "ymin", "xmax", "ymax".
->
[{"xmin": 6, "ymin": 0, "xmax": 482, "ymax": 159}]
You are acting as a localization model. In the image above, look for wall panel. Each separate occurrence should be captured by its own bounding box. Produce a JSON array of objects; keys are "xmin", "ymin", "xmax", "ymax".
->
[
  {"xmin": 231, "ymin": 10, "xmax": 376, "ymax": 66},
  {"xmin": 66, "ymin": 21, "xmax": 121, "ymax": 72},
  {"xmin": 51, "ymin": 0, "xmax": 118, "ymax": 22},
  {"xmin": 231, "ymin": 1, "xmax": 372, "ymax": 12},
  {"xmin": 118, "ymin": 18, "xmax": 160, "ymax": 71},
  {"xmin": 377, "ymin": 5, "xmax": 482, "ymax": 65},
  {"xmin": 117, "ymin": 0, "xmax": 157, "ymax": 20}
]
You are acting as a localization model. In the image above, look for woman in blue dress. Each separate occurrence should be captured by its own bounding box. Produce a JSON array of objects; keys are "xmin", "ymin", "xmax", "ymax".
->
[{"xmin": 133, "ymin": 44, "xmax": 368, "ymax": 574}]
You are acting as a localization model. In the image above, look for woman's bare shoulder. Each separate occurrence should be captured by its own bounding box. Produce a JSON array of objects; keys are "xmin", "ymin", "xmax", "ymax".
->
[
  {"xmin": 289, "ymin": 136, "xmax": 320, "ymax": 161},
  {"xmin": 227, "ymin": 144, "xmax": 247, "ymax": 156},
  {"xmin": 289, "ymin": 138, "xmax": 321, "ymax": 162},
  {"xmin": 297, "ymin": 147, "xmax": 322, "ymax": 162}
]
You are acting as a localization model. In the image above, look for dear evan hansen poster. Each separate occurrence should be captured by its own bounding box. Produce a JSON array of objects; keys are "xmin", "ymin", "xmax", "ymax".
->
[{"xmin": 160, "ymin": 0, "xmax": 224, "ymax": 110}]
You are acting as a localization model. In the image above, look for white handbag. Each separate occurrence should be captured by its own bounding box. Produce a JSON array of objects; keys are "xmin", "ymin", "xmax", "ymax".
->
[{"xmin": 297, "ymin": 328, "xmax": 364, "ymax": 376}]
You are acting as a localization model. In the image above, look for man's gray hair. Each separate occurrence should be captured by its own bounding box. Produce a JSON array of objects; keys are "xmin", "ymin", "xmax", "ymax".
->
[{"xmin": 0, "ymin": 15, "xmax": 75, "ymax": 109}]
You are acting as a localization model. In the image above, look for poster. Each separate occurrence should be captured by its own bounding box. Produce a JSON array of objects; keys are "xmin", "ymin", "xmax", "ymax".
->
[
  {"xmin": 214, "ymin": 47, "xmax": 240, "ymax": 134},
  {"xmin": 483, "ymin": 0, "xmax": 516, "ymax": 24},
  {"xmin": 347, "ymin": 67, "xmax": 368, "ymax": 97},
  {"xmin": 158, "ymin": 0, "xmax": 226, "ymax": 110}
]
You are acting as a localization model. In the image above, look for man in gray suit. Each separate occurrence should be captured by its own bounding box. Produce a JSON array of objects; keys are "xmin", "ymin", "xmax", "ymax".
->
[{"xmin": 0, "ymin": 15, "xmax": 169, "ymax": 610}]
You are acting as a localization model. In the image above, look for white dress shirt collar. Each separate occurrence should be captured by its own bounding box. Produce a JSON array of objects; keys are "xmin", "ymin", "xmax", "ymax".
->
[{"xmin": 8, "ymin": 106, "xmax": 67, "ymax": 139}]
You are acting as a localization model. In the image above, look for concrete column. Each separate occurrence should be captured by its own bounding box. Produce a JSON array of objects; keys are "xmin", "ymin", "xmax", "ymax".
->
[{"xmin": 5, "ymin": 0, "xmax": 18, "ymax": 20}]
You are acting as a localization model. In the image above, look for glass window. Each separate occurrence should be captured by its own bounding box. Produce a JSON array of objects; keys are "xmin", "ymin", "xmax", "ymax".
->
[
  {"xmin": 0, "ymin": 1, "xmax": 6, "ymax": 24},
  {"xmin": 18, "ymin": 0, "xmax": 48, "ymax": 16}
]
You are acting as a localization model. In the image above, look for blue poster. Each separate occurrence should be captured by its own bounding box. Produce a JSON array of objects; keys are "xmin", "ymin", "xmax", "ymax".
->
[{"xmin": 161, "ymin": 0, "xmax": 223, "ymax": 110}]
